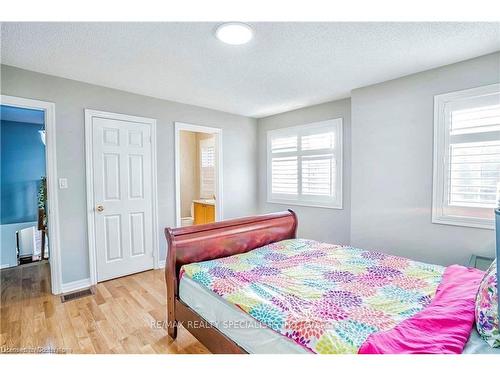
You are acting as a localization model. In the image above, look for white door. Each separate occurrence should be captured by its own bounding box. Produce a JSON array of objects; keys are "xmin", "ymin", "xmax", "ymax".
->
[{"xmin": 90, "ymin": 114, "xmax": 154, "ymax": 282}]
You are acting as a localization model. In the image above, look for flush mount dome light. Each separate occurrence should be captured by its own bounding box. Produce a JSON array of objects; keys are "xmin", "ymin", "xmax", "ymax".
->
[{"xmin": 215, "ymin": 22, "xmax": 253, "ymax": 45}]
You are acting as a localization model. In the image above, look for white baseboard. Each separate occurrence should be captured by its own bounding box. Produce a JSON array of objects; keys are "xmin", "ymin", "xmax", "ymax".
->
[
  {"xmin": 1, "ymin": 263, "xmax": 14, "ymax": 269},
  {"xmin": 60, "ymin": 278, "xmax": 92, "ymax": 294},
  {"xmin": 158, "ymin": 260, "xmax": 166, "ymax": 269}
]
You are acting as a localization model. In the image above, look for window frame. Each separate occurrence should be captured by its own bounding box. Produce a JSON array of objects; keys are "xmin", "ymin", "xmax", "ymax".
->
[
  {"xmin": 266, "ymin": 118, "xmax": 343, "ymax": 209},
  {"xmin": 432, "ymin": 83, "xmax": 500, "ymax": 230}
]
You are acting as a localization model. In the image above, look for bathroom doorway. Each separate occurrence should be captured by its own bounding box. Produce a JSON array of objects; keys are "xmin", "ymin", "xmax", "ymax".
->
[{"xmin": 174, "ymin": 122, "xmax": 222, "ymax": 227}]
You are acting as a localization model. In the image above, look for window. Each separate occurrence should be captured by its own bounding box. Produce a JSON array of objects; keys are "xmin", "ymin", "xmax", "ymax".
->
[
  {"xmin": 200, "ymin": 137, "xmax": 216, "ymax": 198},
  {"xmin": 432, "ymin": 83, "xmax": 500, "ymax": 229},
  {"xmin": 267, "ymin": 118, "xmax": 343, "ymax": 209}
]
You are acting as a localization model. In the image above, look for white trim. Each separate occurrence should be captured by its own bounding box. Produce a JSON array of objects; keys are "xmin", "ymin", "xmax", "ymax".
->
[
  {"xmin": 432, "ymin": 83, "xmax": 500, "ymax": 230},
  {"xmin": 431, "ymin": 215, "xmax": 495, "ymax": 230},
  {"xmin": 61, "ymin": 278, "xmax": 91, "ymax": 294},
  {"xmin": 84, "ymin": 109, "xmax": 160, "ymax": 287},
  {"xmin": 151, "ymin": 119, "xmax": 160, "ymax": 269},
  {"xmin": 1, "ymin": 264, "xmax": 13, "ymax": 270},
  {"xmin": 266, "ymin": 200, "xmax": 344, "ymax": 210},
  {"xmin": 266, "ymin": 118, "xmax": 343, "ymax": 210},
  {"xmin": 174, "ymin": 122, "xmax": 223, "ymax": 227},
  {"xmin": 0, "ymin": 95, "xmax": 62, "ymax": 294},
  {"xmin": 158, "ymin": 260, "xmax": 166, "ymax": 269}
]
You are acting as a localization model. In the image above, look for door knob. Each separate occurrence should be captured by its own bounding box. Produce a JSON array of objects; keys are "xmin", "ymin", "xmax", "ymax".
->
[{"xmin": 96, "ymin": 205, "xmax": 104, "ymax": 212}]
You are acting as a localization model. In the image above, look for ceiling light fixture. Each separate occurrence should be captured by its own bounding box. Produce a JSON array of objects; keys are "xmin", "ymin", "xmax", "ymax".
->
[{"xmin": 215, "ymin": 22, "xmax": 253, "ymax": 45}]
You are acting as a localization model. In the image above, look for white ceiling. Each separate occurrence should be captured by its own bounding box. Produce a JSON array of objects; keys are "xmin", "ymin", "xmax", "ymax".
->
[{"xmin": 1, "ymin": 22, "xmax": 499, "ymax": 118}]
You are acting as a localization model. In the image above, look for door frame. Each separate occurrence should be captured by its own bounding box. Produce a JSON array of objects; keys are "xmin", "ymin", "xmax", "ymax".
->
[
  {"xmin": 174, "ymin": 122, "xmax": 223, "ymax": 227},
  {"xmin": 0, "ymin": 95, "xmax": 62, "ymax": 294},
  {"xmin": 84, "ymin": 109, "xmax": 159, "ymax": 286}
]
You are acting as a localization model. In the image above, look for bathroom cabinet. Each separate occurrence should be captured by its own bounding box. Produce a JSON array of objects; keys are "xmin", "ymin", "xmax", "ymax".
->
[{"xmin": 193, "ymin": 201, "xmax": 215, "ymax": 225}]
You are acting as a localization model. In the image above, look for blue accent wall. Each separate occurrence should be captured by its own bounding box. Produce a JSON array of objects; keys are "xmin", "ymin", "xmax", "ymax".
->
[{"xmin": 1, "ymin": 119, "xmax": 46, "ymax": 224}]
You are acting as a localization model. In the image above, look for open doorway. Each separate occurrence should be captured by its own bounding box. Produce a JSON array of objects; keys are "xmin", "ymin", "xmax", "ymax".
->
[
  {"xmin": 0, "ymin": 95, "xmax": 61, "ymax": 294},
  {"xmin": 175, "ymin": 122, "xmax": 222, "ymax": 227},
  {"xmin": 1, "ymin": 104, "xmax": 48, "ymax": 267}
]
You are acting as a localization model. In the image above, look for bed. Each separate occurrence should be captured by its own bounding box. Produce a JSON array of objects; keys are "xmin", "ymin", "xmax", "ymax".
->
[{"xmin": 165, "ymin": 210, "xmax": 498, "ymax": 354}]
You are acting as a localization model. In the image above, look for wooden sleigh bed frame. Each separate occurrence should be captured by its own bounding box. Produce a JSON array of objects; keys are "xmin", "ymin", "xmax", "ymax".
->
[{"xmin": 165, "ymin": 210, "xmax": 298, "ymax": 354}]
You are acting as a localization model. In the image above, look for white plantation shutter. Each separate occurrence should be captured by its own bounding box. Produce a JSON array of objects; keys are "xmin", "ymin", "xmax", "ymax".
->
[
  {"xmin": 450, "ymin": 104, "xmax": 500, "ymax": 135},
  {"xmin": 267, "ymin": 119, "xmax": 342, "ymax": 208},
  {"xmin": 301, "ymin": 132, "xmax": 335, "ymax": 151},
  {"xmin": 433, "ymin": 84, "xmax": 500, "ymax": 229},
  {"xmin": 449, "ymin": 140, "xmax": 500, "ymax": 207},
  {"xmin": 271, "ymin": 135, "xmax": 297, "ymax": 153},
  {"xmin": 200, "ymin": 138, "xmax": 216, "ymax": 198},
  {"xmin": 201, "ymin": 145, "xmax": 215, "ymax": 167},
  {"xmin": 271, "ymin": 156, "xmax": 298, "ymax": 195},
  {"xmin": 270, "ymin": 135, "xmax": 298, "ymax": 195},
  {"xmin": 301, "ymin": 155, "xmax": 334, "ymax": 196}
]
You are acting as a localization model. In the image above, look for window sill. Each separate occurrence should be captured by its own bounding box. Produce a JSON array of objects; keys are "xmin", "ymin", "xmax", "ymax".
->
[
  {"xmin": 266, "ymin": 199, "xmax": 343, "ymax": 210},
  {"xmin": 431, "ymin": 214, "xmax": 494, "ymax": 230}
]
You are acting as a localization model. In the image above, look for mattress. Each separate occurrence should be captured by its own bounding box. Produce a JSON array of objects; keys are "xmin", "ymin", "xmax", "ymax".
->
[
  {"xmin": 179, "ymin": 273, "xmax": 309, "ymax": 353},
  {"xmin": 180, "ymin": 274, "xmax": 499, "ymax": 354},
  {"xmin": 179, "ymin": 239, "xmax": 495, "ymax": 354}
]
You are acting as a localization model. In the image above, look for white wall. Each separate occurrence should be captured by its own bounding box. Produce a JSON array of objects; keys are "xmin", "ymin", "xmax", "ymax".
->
[
  {"xmin": 1, "ymin": 64, "xmax": 258, "ymax": 284},
  {"xmin": 257, "ymin": 98, "xmax": 351, "ymax": 245},
  {"xmin": 350, "ymin": 52, "xmax": 500, "ymax": 266}
]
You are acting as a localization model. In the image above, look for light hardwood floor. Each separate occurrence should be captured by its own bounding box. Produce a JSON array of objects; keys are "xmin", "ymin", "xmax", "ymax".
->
[{"xmin": 0, "ymin": 262, "xmax": 210, "ymax": 354}]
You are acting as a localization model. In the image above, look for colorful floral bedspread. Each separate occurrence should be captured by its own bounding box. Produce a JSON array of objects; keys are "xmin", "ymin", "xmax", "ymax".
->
[{"xmin": 181, "ymin": 239, "xmax": 446, "ymax": 353}]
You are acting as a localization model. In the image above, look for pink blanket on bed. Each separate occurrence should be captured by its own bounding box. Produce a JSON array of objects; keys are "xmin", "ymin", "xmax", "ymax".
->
[{"xmin": 359, "ymin": 265, "xmax": 484, "ymax": 354}]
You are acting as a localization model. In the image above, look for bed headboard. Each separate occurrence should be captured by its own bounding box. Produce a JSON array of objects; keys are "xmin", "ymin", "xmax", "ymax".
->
[
  {"xmin": 166, "ymin": 210, "xmax": 297, "ymax": 279},
  {"xmin": 164, "ymin": 210, "xmax": 297, "ymax": 336}
]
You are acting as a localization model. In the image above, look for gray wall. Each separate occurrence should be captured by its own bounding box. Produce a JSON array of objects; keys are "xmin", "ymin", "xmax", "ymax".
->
[
  {"xmin": 257, "ymin": 98, "xmax": 351, "ymax": 245},
  {"xmin": 350, "ymin": 52, "xmax": 500, "ymax": 266},
  {"xmin": 1, "ymin": 65, "xmax": 258, "ymax": 284},
  {"xmin": 3, "ymin": 51, "xmax": 498, "ymax": 282}
]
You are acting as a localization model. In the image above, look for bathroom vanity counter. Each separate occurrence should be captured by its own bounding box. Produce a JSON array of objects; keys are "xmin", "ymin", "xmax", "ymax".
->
[{"xmin": 193, "ymin": 199, "xmax": 216, "ymax": 206}]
